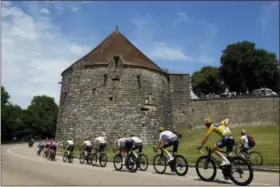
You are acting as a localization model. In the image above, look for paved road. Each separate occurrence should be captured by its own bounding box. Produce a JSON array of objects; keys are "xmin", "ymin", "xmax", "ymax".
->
[{"xmin": 1, "ymin": 144, "xmax": 279, "ymax": 186}]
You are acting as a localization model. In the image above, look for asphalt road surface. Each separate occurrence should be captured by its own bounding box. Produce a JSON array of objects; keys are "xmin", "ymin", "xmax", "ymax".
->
[{"xmin": 1, "ymin": 143, "xmax": 279, "ymax": 186}]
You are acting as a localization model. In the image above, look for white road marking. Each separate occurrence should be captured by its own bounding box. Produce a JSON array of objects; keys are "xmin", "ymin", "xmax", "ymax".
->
[{"xmin": 6, "ymin": 145, "xmax": 274, "ymax": 186}]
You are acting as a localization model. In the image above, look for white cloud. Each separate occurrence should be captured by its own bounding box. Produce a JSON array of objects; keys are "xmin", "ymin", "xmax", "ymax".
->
[
  {"xmin": 130, "ymin": 16, "xmax": 190, "ymax": 62},
  {"xmin": 173, "ymin": 12, "xmax": 191, "ymax": 25},
  {"xmin": 2, "ymin": 3, "xmax": 91, "ymax": 108},
  {"xmin": 147, "ymin": 42, "xmax": 192, "ymax": 61},
  {"xmin": 260, "ymin": 2, "xmax": 279, "ymax": 31},
  {"xmin": 40, "ymin": 8, "xmax": 50, "ymax": 14}
]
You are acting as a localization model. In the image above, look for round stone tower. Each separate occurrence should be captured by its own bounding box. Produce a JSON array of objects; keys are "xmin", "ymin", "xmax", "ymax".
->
[{"xmin": 56, "ymin": 28, "xmax": 171, "ymax": 143}]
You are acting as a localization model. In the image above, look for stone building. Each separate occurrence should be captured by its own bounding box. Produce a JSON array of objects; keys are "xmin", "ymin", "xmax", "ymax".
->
[
  {"xmin": 56, "ymin": 28, "xmax": 191, "ymax": 143},
  {"xmin": 56, "ymin": 28, "xmax": 279, "ymax": 144}
]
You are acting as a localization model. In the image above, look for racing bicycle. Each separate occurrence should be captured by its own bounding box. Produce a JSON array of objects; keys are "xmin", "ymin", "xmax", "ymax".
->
[
  {"xmin": 91, "ymin": 147, "xmax": 108, "ymax": 167},
  {"xmin": 113, "ymin": 148, "xmax": 138, "ymax": 172},
  {"xmin": 79, "ymin": 148, "xmax": 93, "ymax": 165},
  {"xmin": 152, "ymin": 147, "xmax": 188, "ymax": 176},
  {"xmin": 195, "ymin": 146, "xmax": 254, "ymax": 186},
  {"xmin": 232, "ymin": 143, "xmax": 263, "ymax": 166},
  {"xmin": 63, "ymin": 149, "xmax": 74, "ymax": 163}
]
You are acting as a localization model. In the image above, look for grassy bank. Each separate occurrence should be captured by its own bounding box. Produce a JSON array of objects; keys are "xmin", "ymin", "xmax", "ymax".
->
[{"xmin": 57, "ymin": 124, "xmax": 279, "ymax": 166}]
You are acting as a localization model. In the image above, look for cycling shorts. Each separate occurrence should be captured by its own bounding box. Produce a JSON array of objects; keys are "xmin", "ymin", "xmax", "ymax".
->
[{"xmin": 216, "ymin": 135, "xmax": 235, "ymax": 152}]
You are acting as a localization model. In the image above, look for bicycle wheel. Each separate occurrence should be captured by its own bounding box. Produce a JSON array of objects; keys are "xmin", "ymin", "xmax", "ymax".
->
[
  {"xmin": 113, "ymin": 154, "xmax": 123, "ymax": 171},
  {"xmin": 229, "ymin": 156, "xmax": 254, "ymax": 186},
  {"xmin": 174, "ymin": 155, "xmax": 188, "ymax": 176},
  {"xmin": 195, "ymin": 156, "xmax": 217, "ymax": 181},
  {"xmin": 126, "ymin": 154, "xmax": 138, "ymax": 172},
  {"xmin": 63, "ymin": 152, "xmax": 68, "ymax": 162},
  {"xmin": 153, "ymin": 154, "xmax": 167, "ymax": 174},
  {"xmin": 138, "ymin": 154, "xmax": 149, "ymax": 171},
  {"xmin": 249, "ymin": 151, "xmax": 263, "ymax": 166},
  {"xmin": 99, "ymin": 153, "xmax": 108, "ymax": 167},
  {"xmin": 86, "ymin": 154, "xmax": 93, "ymax": 165},
  {"xmin": 91, "ymin": 153, "xmax": 98, "ymax": 166},
  {"xmin": 79, "ymin": 152, "xmax": 85, "ymax": 164},
  {"xmin": 68, "ymin": 153, "xmax": 74, "ymax": 163}
]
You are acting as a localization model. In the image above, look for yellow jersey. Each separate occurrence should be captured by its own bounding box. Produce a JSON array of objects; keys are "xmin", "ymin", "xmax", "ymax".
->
[{"xmin": 205, "ymin": 119, "xmax": 232, "ymax": 137}]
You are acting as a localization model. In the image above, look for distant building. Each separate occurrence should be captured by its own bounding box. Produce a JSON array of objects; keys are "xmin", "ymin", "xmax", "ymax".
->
[{"xmin": 56, "ymin": 28, "xmax": 192, "ymax": 143}]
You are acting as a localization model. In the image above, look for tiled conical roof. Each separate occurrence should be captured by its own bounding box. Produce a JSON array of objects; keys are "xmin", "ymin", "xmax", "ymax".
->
[{"xmin": 62, "ymin": 28, "xmax": 163, "ymax": 74}]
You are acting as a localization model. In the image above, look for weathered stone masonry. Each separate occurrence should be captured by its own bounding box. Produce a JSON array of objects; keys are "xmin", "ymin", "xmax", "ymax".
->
[{"xmin": 56, "ymin": 29, "xmax": 279, "ymax": 144}]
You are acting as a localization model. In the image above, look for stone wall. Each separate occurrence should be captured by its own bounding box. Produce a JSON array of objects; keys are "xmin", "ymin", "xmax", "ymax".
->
[
  {"xmin": 56, "ymin": 65, "xmax": 169, "ymax": 144},
  {"xmin": 183, "ymin": 96, "xmax": 279, "ymax": 129},
  {"xmin": 168, "ymin": 74, "xmax": 191, "ymax": 130}
]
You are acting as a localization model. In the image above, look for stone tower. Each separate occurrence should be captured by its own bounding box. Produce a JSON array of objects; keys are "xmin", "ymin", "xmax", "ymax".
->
[{"xmin": 55, "ymin": 28, "xmax": 179, "ymax": 143}]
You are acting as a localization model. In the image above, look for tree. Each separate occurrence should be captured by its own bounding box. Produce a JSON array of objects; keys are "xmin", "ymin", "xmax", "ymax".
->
[
  {"xmin": 220, "ymin": 41, "xmax": 279, "ymax": 93},
  {"xmin": 25, "ymin": 95, "xmax": 59, "ymax": 139},
  {"xmin": 1, "ymin": 86, "xmax": 26, "ymax": 140},
  {"xmin": 1, "ymin": 86, "xmax": 10, "ymax": 107},
  {"xmin": 191, "ymin": 66, "xmax": 223, "ymax": 96}
]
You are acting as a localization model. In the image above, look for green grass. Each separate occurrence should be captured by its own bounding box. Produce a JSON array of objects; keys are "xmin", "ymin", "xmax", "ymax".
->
[{"xmin": 58, "ymin": 124, "xmax": 279, "ymax": 166}]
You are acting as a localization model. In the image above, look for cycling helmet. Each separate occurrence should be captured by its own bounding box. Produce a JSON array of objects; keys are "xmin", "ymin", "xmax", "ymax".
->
[
  {"xmin": 158, "ymin": 127, "xmax": 165, "ymax": 132},
  {"xmin": 204, "ymin": 118, "xmax": 212, "ymax": 128},
  {"xmin": 241, "ymin": 130, "xmax": 247, "ymax": 136}
]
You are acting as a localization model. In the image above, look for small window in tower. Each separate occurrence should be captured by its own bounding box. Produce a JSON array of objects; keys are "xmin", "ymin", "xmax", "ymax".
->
[
  {"xmin": 92, "ymin": 88, "xmax": 96, "ymax": 94},
  {"xmin": 180, "ymin": 75, "xmax": 183, "ymax": 80},
  {"xmin": 104, "ymin": 74, "xmax": 107, "ymax": 86},
  {"xmin": 109, "ymin": 97, "xmax": 113, "ymax": 101},
  {"xmin": 113, "ymin": 56, "xmax": 120, "ymax": 69},
  {"xmin": 137, "ymin": 75, "xmax": 141, "ymax": 88}
]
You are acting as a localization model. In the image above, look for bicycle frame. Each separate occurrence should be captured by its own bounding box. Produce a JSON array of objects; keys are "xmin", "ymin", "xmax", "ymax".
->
[
  {"xmin": 204, "ymin": 147, "xmax": 229, "ymax": 172},
  {"xmin": 154, "ymin": 147, "xmax": 174, "ymax": 161}
]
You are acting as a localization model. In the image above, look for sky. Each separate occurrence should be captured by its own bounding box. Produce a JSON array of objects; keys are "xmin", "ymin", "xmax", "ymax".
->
[{"xmin": 2, "ymin": 1, "xmax": 279, "ymax": 108}]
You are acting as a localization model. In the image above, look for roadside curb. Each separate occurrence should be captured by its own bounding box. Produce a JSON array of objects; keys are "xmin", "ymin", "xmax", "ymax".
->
[{"xmin": 56, "ymin": 152, "xmax": 279, "ymax": 173}]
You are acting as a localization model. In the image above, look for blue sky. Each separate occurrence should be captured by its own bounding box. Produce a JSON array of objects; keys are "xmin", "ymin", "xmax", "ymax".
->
[{"xmin": 2, "ymin": 1, "xmax": 279, "ymax": 108}]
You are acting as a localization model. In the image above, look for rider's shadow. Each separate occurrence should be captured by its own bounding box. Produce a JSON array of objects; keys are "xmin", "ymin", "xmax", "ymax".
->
[
  {"xmin": 151, "ymin": 172, "xmax": 175, "ymax": 176},
  {"xmin": 193, "ymin": 178, "xmax": 232, "ymax": 185},
  {"xmin": 112, "ymin": 169, "xmax": 138, "ymax": 173}
]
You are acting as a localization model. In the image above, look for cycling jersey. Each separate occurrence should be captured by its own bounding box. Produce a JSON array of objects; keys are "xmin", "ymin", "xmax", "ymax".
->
[
  {"xmin": 94, "ymin": 136, "xmax": 106, "ymax": 145},
  {"xmin": 67, "ymin": 140, "xmax": 74, "ymax": 145},
  {"xmin": 117, "ymin": 138, "xmax": 126, "ymax": 148},
  {"xmin": 83, "ymin": 140, "xmax": 92, "ymax": 147},
  {"xmin": 205, "ymin": 119, "xmax": 232, "ymax": 138},
  {"xmin": 240, "ymin": 135, "xmax": 249, "ymax": 148},
  {"xmin": 159, "ymin": 130, "xmax": 177, "ymax": 143},
  {"xmin": 130, "ymin": 136, "xmax": 142, "ymax": 144}
]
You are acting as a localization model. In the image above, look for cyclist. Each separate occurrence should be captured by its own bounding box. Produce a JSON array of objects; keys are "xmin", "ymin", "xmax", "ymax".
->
[
  {"xmin": 82, "ymin": 138, "xmax": 92, "ymax": 157},
  {"xmin": 37, "ymin": 140, "xmax": 45, "ymax": 154},
  {"xmin": 239, "ymin": 130, "xmax": 250, "ymax": 154},
  {"xmin": 66, "ymin": 138, "xmax": 75, "ymax": 155},
  {"xmin": 94, "ymin": 132, "xmax": 107, "ymax": 163},
  {"xmin": 50, "ymin": 138, "xmax": 59, "ymax": 153},
  {"xmin": 116, "ymin": 137, "xmax": 134, "ymax": 165},
  {"xmin": 130, "ymin": 134, "xmax": 143, "ymax": 155},
  {"xmin": 155, "ymin": 127, "xmax": 179, "ymax": 174},
  {"xmin": 197, "ymin": 118, "xmax": 235, "ymax": 167},
  {"xmin": 44, "ymin": 138, "xmax": 51, "ymax": 156}
]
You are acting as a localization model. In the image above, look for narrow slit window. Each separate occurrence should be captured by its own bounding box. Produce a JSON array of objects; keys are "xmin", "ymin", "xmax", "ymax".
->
[
  {"xmin": 137, "ymin": 75, "xmax": 141, "ymax": 88},
  {"xmin": 104, "ymin": 74, "xmax": 107, "ymax": 86}
]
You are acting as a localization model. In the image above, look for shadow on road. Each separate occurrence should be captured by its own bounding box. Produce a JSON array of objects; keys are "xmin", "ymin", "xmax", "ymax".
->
[
  {"xmin": 151, "ymin": 172, "xmax": 178, "ymax": 176},
  {"xmin": 193, "ymin": 178, "xmax": 232, "ymax": 185}
]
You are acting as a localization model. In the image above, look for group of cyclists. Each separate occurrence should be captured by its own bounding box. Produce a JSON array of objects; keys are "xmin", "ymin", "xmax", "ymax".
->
[{"xmin": 35, "ymin": 117, "xmax": 254, "ymax": 175}]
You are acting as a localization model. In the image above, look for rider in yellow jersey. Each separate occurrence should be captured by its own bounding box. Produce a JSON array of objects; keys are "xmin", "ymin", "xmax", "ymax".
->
[{"xmin": 197, "ymin": 118, "xmax": 235, "ymax": 166}]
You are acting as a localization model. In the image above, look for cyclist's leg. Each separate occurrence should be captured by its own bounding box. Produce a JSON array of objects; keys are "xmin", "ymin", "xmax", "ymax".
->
[
  {"xmin": 138, "ymin": 143, "xmax": 143, "ymax": 154},
  {"xmin": 163, "ymin": 141, "xmax": 174, "ymax": 162},
  {"xmin": 172, "ymin": 139, "xmax": 179, "ymax": 156},
  {"xmin": 212, "ymin": 138, "xmax": 231, "ymax": 166}
]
